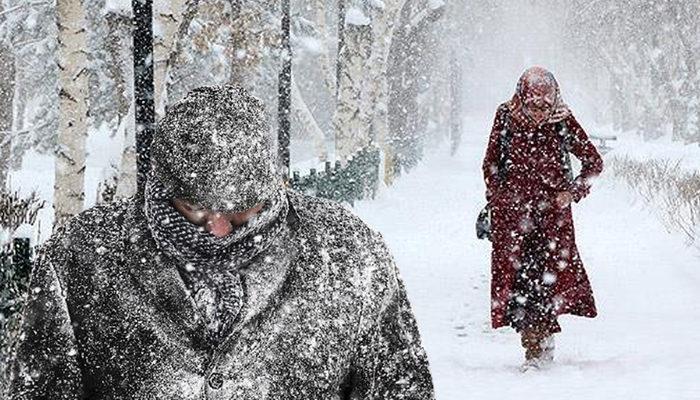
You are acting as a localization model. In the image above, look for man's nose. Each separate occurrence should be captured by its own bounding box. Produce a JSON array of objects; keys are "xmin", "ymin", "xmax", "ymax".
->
[{"xmin": 206, "ymin": 213, "xmax": 233, "ymax": 237}]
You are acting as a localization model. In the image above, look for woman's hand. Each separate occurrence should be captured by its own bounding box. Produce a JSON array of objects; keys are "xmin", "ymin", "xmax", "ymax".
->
[{"xmin": 555, "ymin": 191, "xmax": 573, "ymax": 209}]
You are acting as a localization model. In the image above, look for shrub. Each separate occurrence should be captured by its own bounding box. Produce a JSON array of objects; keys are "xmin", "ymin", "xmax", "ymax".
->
[{"xmin": 607, "ymin": 156, "xmax": 700, "ymax": 248}]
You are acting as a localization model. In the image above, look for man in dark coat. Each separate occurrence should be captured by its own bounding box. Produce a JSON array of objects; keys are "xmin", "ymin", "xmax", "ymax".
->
[
  {"xmin": 482, "ymin": 67, "xmax": 603, "ymax": 369},
  {"xmin": 7, "ymin": 86, "xmax": 435, "ymax": 399}
]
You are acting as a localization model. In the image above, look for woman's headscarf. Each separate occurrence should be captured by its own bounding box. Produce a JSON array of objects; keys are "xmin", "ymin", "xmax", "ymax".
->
[{"xmin": 507, "ymin": 66, "xmax": 571, "ymax": 126}]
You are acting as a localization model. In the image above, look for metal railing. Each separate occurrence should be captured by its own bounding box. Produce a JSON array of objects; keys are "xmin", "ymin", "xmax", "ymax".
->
[
  {"xmin": 290, "ymin": 146, "xmax": 381, "ymax": 205},
  {"xmin": 590, "ymin": 134, "xmax": 617, "ymax": 154}
]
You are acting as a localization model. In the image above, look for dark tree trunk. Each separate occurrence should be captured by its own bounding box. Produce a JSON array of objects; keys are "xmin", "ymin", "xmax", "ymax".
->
[
  {"xmin": 132, "ymin": 0, "xmax": 155, "ymax": 195},
  {"xmin": 278, "ymin": 0, "xmax": 292, "ymax": 180}
]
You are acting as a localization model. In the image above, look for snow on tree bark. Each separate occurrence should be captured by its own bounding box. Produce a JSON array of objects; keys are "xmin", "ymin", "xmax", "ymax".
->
[
  {"xmin": 226, "ymin": 0, "xmax": 281, "ymax": 93},
  {"xmin": 115, "ymin": 102, "xmax": 137, "ymax": 198},
  {"xmin": 314, "ymin": 1, "xmax": 336, "ymax": 92},
  {"xmin": 55, "ymin": 0, "xmax": 88, "ymax": 226},
  {"xmin": 448, "ymin": 54, "xmax": 463, "ymax": 156},
  {"xmin": 333, "ymin": 2, "xmax": 373, "ymax": 163},
  {"xmin": 0, "ymin": 30, "xmax": 15, "ymax": 188},
  {"xmin": 94, "ymin": 6, "xmax": 138, "ymax": 199},
  {"xmin": 153, "ymin": 0, "xmax": 187, "ymax": 117},
  {"xmin": 227, "ymin": 1, "xmax": 258, "ymax": 87},
  {"xmin": 364, "ymin": 0, "xmax": 405, "ymax": 173},
  {"xmin": 291, "ymin": 78, "xmax": 327, "ymax": 161},
  {"xmin": 103, "ymin": 9, "xmax": 133, "ymax": 126},
  {"xmin": 386, "ymin": 0, "xmax": 443, "ymax": 174},
  {"xmin": 162, "ymin": 0, "xmax": 200, "ymax": 105}
]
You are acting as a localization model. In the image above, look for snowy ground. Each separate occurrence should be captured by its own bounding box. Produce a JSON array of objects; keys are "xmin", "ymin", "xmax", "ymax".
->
[{"xmin": 355, "ymin": 124, "xmax": 700, "ymax": 399}]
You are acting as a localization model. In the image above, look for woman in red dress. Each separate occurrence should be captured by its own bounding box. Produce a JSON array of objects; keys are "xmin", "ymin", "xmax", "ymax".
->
[{"xmin": 482, "ymin": 66, "xmax": 603, "ymax": 369}]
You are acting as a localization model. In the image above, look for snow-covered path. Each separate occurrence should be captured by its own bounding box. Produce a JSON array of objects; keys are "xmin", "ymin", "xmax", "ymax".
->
[{"xmin": 355, "ymin": 124, "xmax": 700, "ymax": 399}]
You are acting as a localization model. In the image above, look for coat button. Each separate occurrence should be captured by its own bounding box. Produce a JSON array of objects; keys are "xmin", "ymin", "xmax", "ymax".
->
[{"xmin": 208, "ymin": 372, "xmax": 224, "ymax": 390}]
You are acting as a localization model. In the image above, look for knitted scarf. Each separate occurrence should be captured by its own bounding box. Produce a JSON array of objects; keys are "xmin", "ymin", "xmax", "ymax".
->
[{"xmin": 144, "ymin": 173, "xmax": 289, "ymax": 343}]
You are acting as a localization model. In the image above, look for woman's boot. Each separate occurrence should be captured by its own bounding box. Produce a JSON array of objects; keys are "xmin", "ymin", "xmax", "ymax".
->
[
  {"xmin": 520, "ymin": 329, "xmax": 554, "ymax": 370},
  {"xmin": 521, "ymin": 329, "xmax": 543, "ymax": 361},
  {"xmin": 540, "ymin": 334, "xmax": 555, "ymax": 364}
]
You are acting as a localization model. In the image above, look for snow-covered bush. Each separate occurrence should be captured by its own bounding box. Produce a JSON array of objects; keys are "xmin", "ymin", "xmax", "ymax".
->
[
  {"xmin": 0, "ymin": 189, "xmax": 44, "ymax": 233},
  {"xmin": 608, "ymin": 156, "xmax": 700, "ymax": 248},
  {"xmin": 0, "ymin": 189, "xmax": 42, "ymax": 389},
  {"xmin": 0, "ymin": 238, "xmax": 32, "ymax": 391}
]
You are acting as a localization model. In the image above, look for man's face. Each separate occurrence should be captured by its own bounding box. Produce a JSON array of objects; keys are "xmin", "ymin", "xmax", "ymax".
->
[{"xmin": 172, "ymin": 198, "xmax": 264, "ymax": 237}]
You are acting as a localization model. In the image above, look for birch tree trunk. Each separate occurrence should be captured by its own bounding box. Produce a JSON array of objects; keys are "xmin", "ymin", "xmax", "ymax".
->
[
  {"xmin": 226, "ymin": 1, "xmax": 284, "ymax": 103},
  {"xmin": 386, "ymin": 0, "xmax": 444, "ymax": 174},
  {"xmin": 163, "ymin": 0, "xmax": 200, "ymax": 106},
  {"xmin": 55, "ymin": 0, "xmax": 88, "ymax": 226},
  {"xmin": 104, "ymin": 10, "xmax": 137, "ymax": 198},
  {"xmin": 363, "ymin": 0, "xmax": 406, "ymax": 184},
  {"xmin": 333, "ymin": 0, "xmax": 408, "ymax": 166},
  {"xmin": 0, "ymin": 39, "xmax": 15, "ymax": 188},
  {"xmin": 333, "ymin": 3, "xmax": 373, "ymax": 162},
  {"xmin": 448, "ymin": 54, "xmax": 463, "ymax": 156},
  {"xmin": 362, "ymin": 0, "xmax": 404, "ymax": 138},
  {"xmin": 315, "ymin": 1, "xmax": 336, "ymax": 92},
  {"xmin": 292, "ymin": 78, "xmax": 327, "ymax": 161},
  {"xmin": 115, "ymin": 102, "xmax": 137, "ymax": 198},
  {"xmin": 153, "ymin": 0, "xmax": 187, "ymax": 117},
  {"xmin": 104, "ymin": 11, "xmax": 132, "ymax": 126}
]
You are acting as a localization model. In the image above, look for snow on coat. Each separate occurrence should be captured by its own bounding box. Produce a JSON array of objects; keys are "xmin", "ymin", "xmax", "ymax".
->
[
  {"xmin": 6, "ymin": 85, "xmax": 434, "ymax": 399},
  {"xmin": 150, "ymin": 85, "xmax": 279, "ymax": 214},
  {"xmin": 6, "ymin": 191, "xmax": 434, "ymax": 399},
  {"xmin": 482, "ymin": 101, "xmax": 603, "ymax": 330}
]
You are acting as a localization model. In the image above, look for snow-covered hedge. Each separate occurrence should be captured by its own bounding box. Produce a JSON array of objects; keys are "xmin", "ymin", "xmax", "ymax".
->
[
  {"xmin": 0, "ymin": 238, "xmax": 32, "ymax": 392},
  {"xmin": 608, "ymin": 156, "xmax": 700, "ymax": 249},
  {"xmin": 0, "ymin": 189, "xmax": 44, "ymax": 234}
]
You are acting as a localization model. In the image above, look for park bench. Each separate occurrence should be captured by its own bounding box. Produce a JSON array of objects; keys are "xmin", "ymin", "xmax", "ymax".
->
[{"xmin": 589, "ymin": 134, "xmax": 617, "ymax": 154}]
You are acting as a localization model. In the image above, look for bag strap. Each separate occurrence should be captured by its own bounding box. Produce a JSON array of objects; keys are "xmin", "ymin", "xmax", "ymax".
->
[
  {"xmin": 497, "ymin": 107, "xmax": 512, "ymax": 182},
  {"xmin": 556, "ymin": 121, "xmax": 574, "ymax": 183}
]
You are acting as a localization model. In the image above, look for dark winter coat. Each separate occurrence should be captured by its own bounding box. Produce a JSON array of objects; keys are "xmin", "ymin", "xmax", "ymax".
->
[
  {"xmin": 6, "ymin": 190, "xmax": 434, "ymax": 399},
  {"xmin": 482, "ymin": 103, "xmax": 603, "ymax": 329}
]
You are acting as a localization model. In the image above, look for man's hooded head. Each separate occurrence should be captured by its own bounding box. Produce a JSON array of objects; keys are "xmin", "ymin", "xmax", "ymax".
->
[{"xmin": 149, "ymin": 85, "xmax": 280, "ymax": 213}]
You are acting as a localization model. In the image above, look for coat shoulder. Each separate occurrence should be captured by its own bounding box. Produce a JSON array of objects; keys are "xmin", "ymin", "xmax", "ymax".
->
[
  {"xmin": 287, "ymin": 189, "xmax": 381, "ymax": 248},
  {"xmin": 287, "ymin": 189, "xmax": 396, "ymax": 278},
  {"xmin": 40, "ymin": 197, "xmax": 139, "ymax": 274}
]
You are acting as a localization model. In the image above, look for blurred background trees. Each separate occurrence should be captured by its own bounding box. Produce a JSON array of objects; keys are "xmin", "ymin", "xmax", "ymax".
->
[
  {"xmin": 0, "ymin": 0, "xmax": 698, "ymax": 226},
  {"xmin": 563, "ymin": 0, "xmax": 700, "ymax": 144},
  {"xmin": 0, "ymin": 0, "xmax": 452, "ymax": 223}
]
